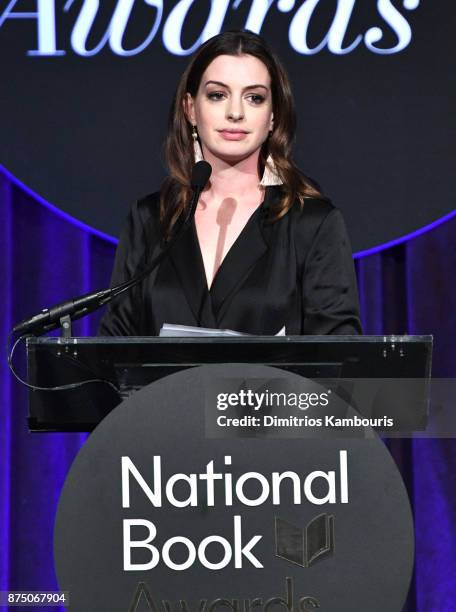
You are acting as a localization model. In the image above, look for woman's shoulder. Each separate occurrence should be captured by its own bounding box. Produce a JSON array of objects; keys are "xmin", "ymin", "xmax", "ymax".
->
[
  {"xmin": 134, "ymin": 190, "xmax": 161, "ymax": 222},
  {"xmin": 117, "ymin": 191, "xmax": 162, "ymax": 248},
  {"xmin": 298, "ymin": 196, "xmax": 335, "ymax": 218},
  {"xmin": 288, "ymin": 195, "xmax": 341, "ymax": 239},
  {"xmin": 283, "ymin": 194, "xmax": 355, "ymax": 267}
]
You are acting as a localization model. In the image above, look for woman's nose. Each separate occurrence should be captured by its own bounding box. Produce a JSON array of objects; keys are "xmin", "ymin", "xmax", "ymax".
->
[{"xmin": 226, "ymin": 97, "xmax": 244, "ymax": 121}]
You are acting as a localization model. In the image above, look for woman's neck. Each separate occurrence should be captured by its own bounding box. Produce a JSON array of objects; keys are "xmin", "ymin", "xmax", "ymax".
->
[{"xmin": 201, "ymin": 148, "xmax": 263, "ymax": 201}]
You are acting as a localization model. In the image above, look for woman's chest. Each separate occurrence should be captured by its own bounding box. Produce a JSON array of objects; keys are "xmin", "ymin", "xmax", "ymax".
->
[
  {"xmin": 144, "ymin": 212, "xmax": 302, "ymax": 335},
  {"xmin": 194, "ymin": 200, "xmax": 263, "ymax": 289}
]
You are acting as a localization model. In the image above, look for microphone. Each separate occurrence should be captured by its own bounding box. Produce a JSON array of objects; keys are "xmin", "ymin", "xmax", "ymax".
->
[
  {"xmin": 12, "ymin": 161, "xmax": 212, "ymax": 336},
  {"xmin": 184, "ymin": 160, "xmax": 211, "ymax": 224},
  {"xmin": 191, "ymin": 159, "xmax": 211, "ymax": 190}
]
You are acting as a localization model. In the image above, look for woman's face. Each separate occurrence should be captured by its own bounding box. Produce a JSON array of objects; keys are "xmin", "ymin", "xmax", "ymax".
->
[{"xmin": 185, "ymin": 54, "xmax": 274, "ymax": 165}]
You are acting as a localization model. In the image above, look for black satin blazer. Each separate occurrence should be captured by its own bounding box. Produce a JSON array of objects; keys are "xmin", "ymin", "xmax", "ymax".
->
[{"xmin": 98, "ymin": 186, "xmax": 362, "ymax": 336}]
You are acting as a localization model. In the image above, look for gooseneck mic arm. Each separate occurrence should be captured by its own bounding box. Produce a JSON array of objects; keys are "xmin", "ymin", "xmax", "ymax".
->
[{"xmin": 12, "ymin": 161, "xmax": 212, "ymax": 337}]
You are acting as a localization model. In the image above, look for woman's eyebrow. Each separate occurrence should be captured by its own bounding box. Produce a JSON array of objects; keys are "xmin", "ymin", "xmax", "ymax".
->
[{"xmin": 204, "ymin": 80, "xmax": 269, "ymax": 91}]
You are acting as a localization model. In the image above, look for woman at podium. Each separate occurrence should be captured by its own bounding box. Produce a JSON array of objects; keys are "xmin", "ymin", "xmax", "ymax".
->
[{"xmin": 99, "ymin": 30, "xmax": 361, "ymax": 337}]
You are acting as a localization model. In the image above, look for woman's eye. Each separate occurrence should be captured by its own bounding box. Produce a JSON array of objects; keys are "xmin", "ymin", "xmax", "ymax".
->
[
  {"xmin": 206, "ymin": 92, "xmax": 265, "ymax": 104},
  {"xmin": 207, "ymin": 92, "xmax": 225, "ymax": 101},
  {"xmin": 247, "ymin": 94, "xmax": 265, "ymax": 104}
]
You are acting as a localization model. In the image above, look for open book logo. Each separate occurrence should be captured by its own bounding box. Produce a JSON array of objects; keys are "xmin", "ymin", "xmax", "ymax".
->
[{"xmin": 275, "ymin": 515, "xmax": 335, "ymax": 568}]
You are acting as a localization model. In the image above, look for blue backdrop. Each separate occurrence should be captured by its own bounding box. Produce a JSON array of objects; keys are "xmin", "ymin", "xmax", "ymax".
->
[{"xmin": 1, "ymin": 165, "xmax": 455, "ymax": 611}]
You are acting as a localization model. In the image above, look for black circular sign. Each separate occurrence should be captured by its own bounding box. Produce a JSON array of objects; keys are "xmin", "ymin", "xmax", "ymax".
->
[{"xmin": 54, "ymin": 364, "xmax": 413, "ymax": 611}]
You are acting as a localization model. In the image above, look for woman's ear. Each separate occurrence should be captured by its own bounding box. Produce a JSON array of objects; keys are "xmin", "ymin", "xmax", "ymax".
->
[{"xmin": 183, "ymin": 93, "xmax": 195, "ymax": 124}]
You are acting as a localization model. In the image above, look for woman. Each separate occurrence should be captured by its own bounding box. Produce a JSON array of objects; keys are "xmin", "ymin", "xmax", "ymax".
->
[{"xmin": 99, "ymin": 30, "xmax": 361, "ymax": 336}]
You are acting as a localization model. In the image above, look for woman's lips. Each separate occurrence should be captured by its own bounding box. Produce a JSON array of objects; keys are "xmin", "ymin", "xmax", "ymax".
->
[{"xmin": 218, "ymin": 130, "xmax": 248, "ymax": 141}]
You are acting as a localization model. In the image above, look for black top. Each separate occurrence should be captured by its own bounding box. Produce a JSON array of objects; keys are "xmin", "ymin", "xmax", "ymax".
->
[{"xmin": 98, "ymin": 186, "xmax": 362, "ymax": 336}]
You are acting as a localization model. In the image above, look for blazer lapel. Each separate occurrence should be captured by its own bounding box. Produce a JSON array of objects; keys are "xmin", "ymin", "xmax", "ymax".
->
[
  {"xmin": 167, "ymin": 222, "xmax": 217, "ymax": 328},
  {"xmin": 210, "ymin": 186, "xmax": 280, "ymax": 321}
]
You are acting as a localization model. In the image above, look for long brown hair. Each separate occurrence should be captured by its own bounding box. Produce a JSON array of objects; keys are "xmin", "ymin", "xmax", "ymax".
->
[{"xmin": 160, "ymin": 30, "xmax": 325, "ymax": 238}]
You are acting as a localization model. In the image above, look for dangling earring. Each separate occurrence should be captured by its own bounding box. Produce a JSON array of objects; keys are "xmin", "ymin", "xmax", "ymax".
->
[
  {"xmin": 192, "ymin": 125, "xmax": 204, "ymax": 163},
  {"xmin": 259, "ymin": 154, "xmax": 283, "ymax": 187}
]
